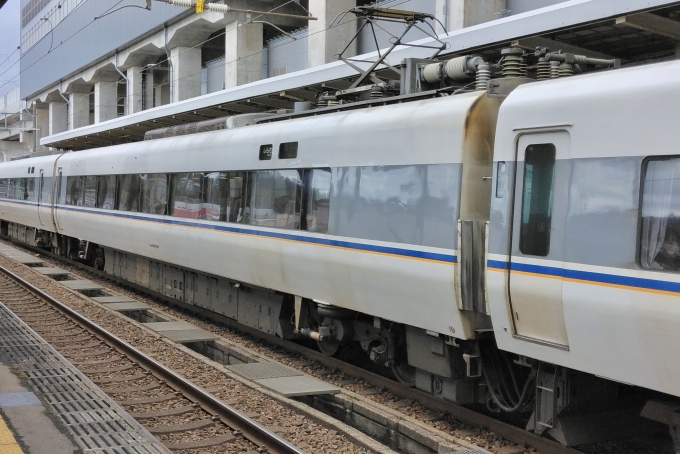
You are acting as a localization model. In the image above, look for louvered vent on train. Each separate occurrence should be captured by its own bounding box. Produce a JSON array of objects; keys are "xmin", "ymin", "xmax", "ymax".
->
[{"xmin": 143, "ymin": 113, "xmax": 273, "ymax": 141}]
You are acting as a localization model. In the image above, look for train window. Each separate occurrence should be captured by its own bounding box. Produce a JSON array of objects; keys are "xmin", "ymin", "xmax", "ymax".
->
[
  {"xmin": 205, "ymin": 172, "xmax": 248, "ymax": 223},
  {"xmin": 140, "ymin": 174, "xmax": 168, "ymax": 215},
  {"xmin": 83, "ymin": 176, "xmax": 98, "ymax": 208},
  {"xmin": 304, "ymin": 168, "xmax": 331, "ymax": 233},
  {"xmin": 118, "ymin": 174, "xmax": 141, "ymax": 212},
  {"xmin": 279, "ymin": 142, "xmax": 298, "ymax": 159},
  {"xmin": 7, "ymin": 179, "xmax": 15, "ymax": 200},
  {"xmin": 171, "ymin": 173, "xmax": 204, "ymax": 218},
  {"xmin": 57, "ymin": 170, "xmax": 63, "ymax": 204},
  {"xmin": 96, "ymin": 175, "xmax": 116, "ymax": 209},
  {"xmin": 496, "ymin": 161, "xmax": 508, "ymax": 198},
  {"xmin": 41, "ymin": 176, "xmax": 51, "ymax": 205},
  {"xmin": 259, "ymin": 145, "xmax": 273, "ymax": 160},
  {"xmin": 640, "ymin": 157, "xmax": 680, "ymax": 271},
  {"xmin": 519, "ymin": 144, "xmax": 556, "ymax": 256},
  {"xmin": 250, "ymin": 170, "xmax": 302, "ymax": 229},
  {"xmin": 0, "ymin": 179, "xmax": 7, "ymax": 199},
  {"xmin": 26, "ymin": 177, "xmax": 36, "ymax": 202},
  {"xmin": 66, "ymin": 176, "xmax": 84, "ymax": 206},
  {"xmin": 38, "ymin": 174, "xmax": 43, "ymax": 204}
]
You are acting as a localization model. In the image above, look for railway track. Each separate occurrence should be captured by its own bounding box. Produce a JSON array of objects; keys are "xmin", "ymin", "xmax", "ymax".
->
[
  {"xmin": 0, "ymin": 263, "xmax": 308, "ymax": 454},
  {"xmin": 0, "ymin": 237, "xmax": 593, "ymax": 454}
]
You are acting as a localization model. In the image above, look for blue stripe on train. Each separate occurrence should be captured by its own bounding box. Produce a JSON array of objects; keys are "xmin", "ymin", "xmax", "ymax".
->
[{"xmin": 487, "ymin": 259, "xmax": 680, "ymax": 294}]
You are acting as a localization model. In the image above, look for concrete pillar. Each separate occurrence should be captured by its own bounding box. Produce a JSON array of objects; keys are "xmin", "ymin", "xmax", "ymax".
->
[
  {"xmin": 35, "ymin": 108, "xmax": 49, "ymax": 145},
  {"xmin": 127, "ymin": 66, "xmax": 144, "ymax": 114},
  {"xmin": 94, "ymin": 81, "xmax": 118, "ymax": 123},
  {"xmin": 19, "ymin": 130, "xmax": 34, "ymax": 151},
  {"xmin": 170, "ymin": 47, "xmax": 201, "ymax": 103},
  {"xmin": 69, "ymin": 90, "xmax": 90, "ymax": 129},
  {"xmin": 144, "ymin": 70, "xmax": 155, "ymax": 109},
  {"xmin": 48, "ymin": 102, "xmax": 67, "ymax": 135},
  {"xmin": 440, "ymin": 0, "xmax": 507, "ymax": 31},
  {"xmin": 308, "ymin": 0, "xmax": 356, "ymax": 68},
  {"xmin": 224, "ymin": 21, "xmax": 263, "ymax": 89}
]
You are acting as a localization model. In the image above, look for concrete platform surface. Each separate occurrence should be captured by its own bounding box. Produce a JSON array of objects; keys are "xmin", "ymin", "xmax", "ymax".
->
[
  {"xmin": 161, "ymin": 328, "xmax": 217, "ymax": 343},
  {"xmin": 0, "ymin": 301, "xmax": 170, "ymax": 454},
  {"xmin": 102, "ymin": 301, "xmax": 151, "ymax": 312},
  {"xmin": 143, "ymin": 321, "xmax": 196, "ymax": 332},
  {"xmin": 225, "ymin": 362, "xmax": 339, "ymax": 397},
  {"xmin": 3, "ymin": 256, "xmax": 44, "ymax": 265},
  {"xmin": 92, "ymin": 296, "xmax": 137, "ymax": 303},
  {"xmin": 60, "ymin": 279, "xmax": 103, "ymax": 291},
  {"xmin": 142, "ymin": 321, "xmax": 217, "ymax": 343},
  {"xmin": 0, "ymin": 362, "xmax": 78, "ymax": 454},
  {"xmin": 32, "ymin": 267, "xmax": 69, "ymax": 276}
]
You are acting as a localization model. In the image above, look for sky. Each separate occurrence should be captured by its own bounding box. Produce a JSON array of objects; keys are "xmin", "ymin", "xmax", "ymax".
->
[{"xmin": 0, "ymin": 0, "xmax": 20, "ymax": 98}]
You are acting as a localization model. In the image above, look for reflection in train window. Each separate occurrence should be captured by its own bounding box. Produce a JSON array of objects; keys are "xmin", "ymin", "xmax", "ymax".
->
[
  {"xmin": 304, "ymin": 168, "xmax": 331, "ymax": 233},
  {"xmin": 205, "ymin": 172, "xmax": 249, "ymax": 223},
  {"xmin": 41, "ymin": 177, "xmax": 52, "ymax": 204},
  {"xmin": 118, "ymin": 174, "xmax": 141, "ymax": 212},
  {"xmin": 250, "ymin": 170, "xmax": 302, "ymax": 229},
  {"xmin": 66, "ymin": 176, "xmax": 84, "ymax": 206},
  {"xmin": 83, "ymin": 175, "xmax": 98, "ymax": 208},
  {"xmin": 496, "ymin": 161, "xmax": 507, "ymax": 198},
  {"xmin": 0, "ymin": 179, "xmax": 7, "ymax": 198},
  {"xmin": 640, "ymin": 157, "xmax": 680, "ymax": 271},
  {"xmin": 330, "ymin": 165, "xmax": 459, "ymax": 248},
  {"xmin": 97, "ymin": 175, "xmax": 116, "ymax": 209},
  {"xmin": 140, "ymin": 174, "xmax": 168, "ymax": 215},
  {"xmin": 172, "ymin": 173, "xmax": 204, "ymax": 218},
  {"xmin": 26, "ymin": 177, "xmax": 36, "ymax": 202},
  {"xmin": 519, "ymin": 144, "xmax": 556, "ymax": 257}
]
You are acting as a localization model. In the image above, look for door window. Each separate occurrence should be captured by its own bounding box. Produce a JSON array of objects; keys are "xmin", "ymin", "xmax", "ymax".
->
[
  {"xmin": 304, "ymin": 168, "xmax": 331, "ymax": 233},
  {"xmin": 519, "ymin": 143, "xmax": 556, "ymax": 256},
  {"xmin": 640, "ymin": 157, "xmax": 680, "ymax": 271}
]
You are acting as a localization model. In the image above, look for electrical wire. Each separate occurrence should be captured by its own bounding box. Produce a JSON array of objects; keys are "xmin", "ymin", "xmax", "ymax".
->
[{"xmin": 3, "ymin": 0, "xmax": 417, "ymax": 124}]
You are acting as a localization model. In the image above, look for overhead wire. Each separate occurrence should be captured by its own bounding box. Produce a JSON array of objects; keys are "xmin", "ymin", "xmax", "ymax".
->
[{"xmin": 4, "ymin": 0, "xmax": 421, "ymax": 126}]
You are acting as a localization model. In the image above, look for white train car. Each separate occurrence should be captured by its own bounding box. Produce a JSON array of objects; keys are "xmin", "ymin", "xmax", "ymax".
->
[
  {"xmin": 2, "ymin": 55, "xmax": 680, "ymax": 445},
  {"xmin": 487, "ymin": 59, "xmax": 680, "ymax": 439},
  {"xmin": 2, "ymin": 91, "xmax": 500, "ymax": 396},
  {"xmin": 0, "ymin": 155, "xmax": 58, "ymax": 245}
]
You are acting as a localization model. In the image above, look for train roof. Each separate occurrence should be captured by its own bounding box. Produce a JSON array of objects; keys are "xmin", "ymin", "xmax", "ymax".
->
[
  {"xmin": 495, "ymin": 58, "xmax": 680, "ymax": 161},
  {"xmin": 52, "ymin": 91, "xmax": 486, "ymax": 176}
]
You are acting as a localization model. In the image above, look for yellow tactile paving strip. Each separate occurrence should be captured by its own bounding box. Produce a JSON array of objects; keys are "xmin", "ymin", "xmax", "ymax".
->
[{"xmin": 0, "ymin": 415, "xmax": 23, "ymax": 454}]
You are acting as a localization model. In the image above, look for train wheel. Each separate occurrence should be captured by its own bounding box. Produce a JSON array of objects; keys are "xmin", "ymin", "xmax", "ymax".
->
[
  {"xmin": 317, "ymin": 338, "xmax": 341, "ymax": 356},
  {"xmin": 392, "ymin": 362, "xmax": 416, "ymax": 387}
]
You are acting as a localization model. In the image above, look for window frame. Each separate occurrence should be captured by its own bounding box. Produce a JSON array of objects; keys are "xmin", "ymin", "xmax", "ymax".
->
[{"xmin": 518, "ymin": 143, "xmax": 556, "ymax": 257}]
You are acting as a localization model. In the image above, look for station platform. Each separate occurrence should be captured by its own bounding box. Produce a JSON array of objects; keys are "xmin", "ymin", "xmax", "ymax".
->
[{"xmin": 0, "ymin": 301, "xmax": 170, "ymax": 454}]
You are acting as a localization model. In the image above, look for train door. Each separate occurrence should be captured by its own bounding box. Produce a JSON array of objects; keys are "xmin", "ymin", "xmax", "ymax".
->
[
  {"xmin": 37, "ymin": 170, "xmax": 45, "ymax": 226},
  {"xmin": 507, "ymin": 131, "xmax": 570, "ymax": 349},
  {"xmin": 52, "ymin": 167, "xmax": 63, "ymax": 231}
]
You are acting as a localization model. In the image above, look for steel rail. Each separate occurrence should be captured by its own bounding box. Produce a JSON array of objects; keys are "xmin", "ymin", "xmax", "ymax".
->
[
  {"xmin": 1, "ymin": 237, "xmax": 585, "ymax": 454},
  {"xmin": 0, "ymin": 262, "xmax": 307, "ymax": 454}
]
